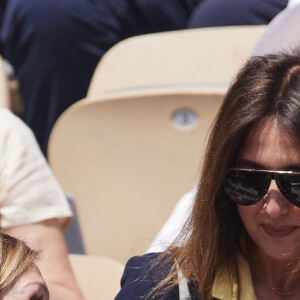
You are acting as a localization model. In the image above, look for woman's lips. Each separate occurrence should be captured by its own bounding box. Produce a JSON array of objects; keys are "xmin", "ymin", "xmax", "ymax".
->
[{"xmin": 262, "ymin": 224, "xmax": 298, "ymax": 238}]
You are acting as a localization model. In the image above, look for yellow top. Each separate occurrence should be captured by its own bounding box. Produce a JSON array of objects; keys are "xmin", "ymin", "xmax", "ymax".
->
[{"xmin": 212, "ymin": 251, "xmax": 257, "ymax": 300}]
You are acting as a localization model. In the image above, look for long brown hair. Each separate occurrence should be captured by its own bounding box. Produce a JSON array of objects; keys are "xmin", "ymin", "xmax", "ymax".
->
[{"xmin": 153, "ymin": 48, "xmax": 300, "ymax": 300}]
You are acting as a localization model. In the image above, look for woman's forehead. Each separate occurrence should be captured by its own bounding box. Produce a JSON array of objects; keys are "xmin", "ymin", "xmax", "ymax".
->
[
  {"xmin": 245, "ymin": 118, "xmax": 297, "ymax": 146},
  {"xmin": 238, "ymin": 118, "xmax": 300, "ymax": 169}
]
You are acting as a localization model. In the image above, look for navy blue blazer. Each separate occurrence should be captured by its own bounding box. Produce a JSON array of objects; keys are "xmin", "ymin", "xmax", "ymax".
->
[{"xmin": 115, "ymin": 252, "xmax": 203, "ymax": 300}]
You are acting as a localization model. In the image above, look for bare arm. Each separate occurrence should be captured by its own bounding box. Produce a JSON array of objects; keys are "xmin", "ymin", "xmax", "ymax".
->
[{"xmin": 3, "ymin": 219, "xmax": 85, "ymax": 300}]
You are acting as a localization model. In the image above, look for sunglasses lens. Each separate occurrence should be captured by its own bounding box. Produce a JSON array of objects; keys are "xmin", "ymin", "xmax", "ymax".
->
[
  {"xmin": 224, "ymin": 169, "xmax": 270, "ymax": 205},
  {"xmin": 276, "ymin": 174, "xmax": 300, "ymax": 208}
]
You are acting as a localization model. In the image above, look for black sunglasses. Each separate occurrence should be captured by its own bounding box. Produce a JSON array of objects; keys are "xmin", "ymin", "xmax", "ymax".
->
[{"xmin": 223, "ymin": 168, "xmax": 300, "ymax": 207}]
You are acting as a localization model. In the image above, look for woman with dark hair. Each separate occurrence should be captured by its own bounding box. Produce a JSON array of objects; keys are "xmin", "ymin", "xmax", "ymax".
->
[{"xmin": 115, "ymin": 48, "xmax": 300, "ymax": 300}]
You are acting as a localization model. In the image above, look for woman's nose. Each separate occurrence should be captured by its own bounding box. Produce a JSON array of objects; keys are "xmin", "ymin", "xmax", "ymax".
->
[{"xmin": 263, "ymin": 180, "xmax": 291, "ymax": 217}]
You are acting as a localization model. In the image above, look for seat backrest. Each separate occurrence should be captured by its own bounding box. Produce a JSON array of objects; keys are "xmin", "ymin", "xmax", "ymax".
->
[
  {"xmin": 0, "ymin": 58, "xmax": 11, "ymax": 109},
  {"xmin": 69, "ymin": 254, "xmax": 124, "ymax": 300},
  {"xmin": 48, "ymin": 87, "xmax": 224, "ymax": 263},
  {"xmin": 88, "ymin": 25, "xmax": 265, "ymax": 97}
]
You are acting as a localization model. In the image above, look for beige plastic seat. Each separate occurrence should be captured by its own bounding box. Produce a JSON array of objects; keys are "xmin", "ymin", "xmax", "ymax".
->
[
  {"xmin": 48, "ymin": 87, "xmax": 224, "ymax": 263},
  {"xmin": 69, "ymin": 254, "xmax": 124, "ymax": 300},
  {"xmin": 0, "ymin": 57, "xmax": 11, "ymax": 109},
  {"xmin": 0, "ymin": 58, "xmax": 23, "ymax": 115},
  {"xmin": 8, "ymin": 79, "xmax": 23, "ymax": 116},
  {"xmin": 88, "ymin": 25, "xmax": 265, "ymax": 97}
]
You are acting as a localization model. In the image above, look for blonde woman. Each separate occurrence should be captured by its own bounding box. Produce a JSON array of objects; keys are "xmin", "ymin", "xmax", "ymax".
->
[
  {"xmin": 0, "ymin": 109, "xmax": 83, "ymax": 299},
  {"xmin": 0, "ymin": 233, "xmax": 49, "ymax": 299}
]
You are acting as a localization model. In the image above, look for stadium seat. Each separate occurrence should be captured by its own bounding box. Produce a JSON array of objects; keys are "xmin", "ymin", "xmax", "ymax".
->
[
  {"xmin": 48, "ymin": 87, "xmax": 224, "ymax": 263},
  {"xmin": 69, "ymin": 254, "xmax": 124, "ymax": 300},
  {"xmin": 88, "ymin": 25, "xmax": 265, "ymax": 97},
  {"xmin": 0, "ymin": 57, "xmax": 12, "ymax": 109}
]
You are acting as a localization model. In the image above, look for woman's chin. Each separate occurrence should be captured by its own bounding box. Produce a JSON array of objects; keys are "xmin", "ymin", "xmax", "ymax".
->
[{"xmin": 257, "ymin": 242, "xmax": 300, "ymax": 262}]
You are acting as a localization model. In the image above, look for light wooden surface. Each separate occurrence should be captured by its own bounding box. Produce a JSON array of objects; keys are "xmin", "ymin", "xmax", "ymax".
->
[
  {"xmin": 48, "ymin": 87, "xmax": 224, "ymax": 263},
  {"xmin": 88, "ymin": 25, "xmax": 265, "ymax": 97},
  {"xmin": 0, "ymin": 58, "xmax": 23, "ymax": 115},
  {"xmin": 8, "ymin": 79, "xmax": 23, "ymax": 116},
  {"xmin": 69, "ymin": 254, "xmax": 124, "ymax": 300},
  {"xmin": 0, "ymin": 57, "xmax": 11, "ymax": 109}
]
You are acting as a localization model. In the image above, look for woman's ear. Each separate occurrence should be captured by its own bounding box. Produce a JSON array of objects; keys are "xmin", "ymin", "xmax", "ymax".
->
[{"xmin": 0, "ymin": 265, "xmax": 49, "ymax": 300}]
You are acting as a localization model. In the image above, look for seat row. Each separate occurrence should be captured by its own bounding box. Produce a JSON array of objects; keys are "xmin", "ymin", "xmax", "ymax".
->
[{"xmin": 0, "ymin": 25, "xmax": 266, "ymax": 299}]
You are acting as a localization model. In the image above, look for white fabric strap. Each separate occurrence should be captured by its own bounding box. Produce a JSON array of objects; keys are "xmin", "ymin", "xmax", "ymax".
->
[
  {"xmin": 288, "ymin": 0, "xmax": 300, "ymax": 7},
  {"xmin": 178, "ymin": 268, "xmax": 191, "ymax": 300}
]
